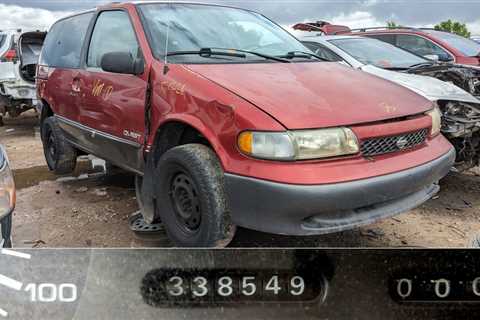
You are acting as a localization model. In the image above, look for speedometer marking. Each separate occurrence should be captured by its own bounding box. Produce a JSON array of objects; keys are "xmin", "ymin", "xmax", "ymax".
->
[
  {"xmin": 1, "ymin": 249, "xmax": 31, "ymax": 259},
  {"xmin": 0, "ymin": 274, "xmax": 22, "ymax": 291}
]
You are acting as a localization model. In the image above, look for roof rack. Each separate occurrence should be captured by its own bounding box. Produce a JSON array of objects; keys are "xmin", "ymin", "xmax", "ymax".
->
[{"xmin": 343, "ymin": 26, "xmax": 437, "ymax": 35}]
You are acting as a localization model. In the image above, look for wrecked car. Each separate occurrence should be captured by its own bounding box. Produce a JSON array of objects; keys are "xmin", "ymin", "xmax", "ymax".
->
[
  {"xmin": 0, "ymin": 29, "xmax": 46, "ymax": 123},
  {"xmin": 296, "ymin": 23, "xmax": 480, "ymax": 171},
  {"xmin": 37, "ymin": 2, "xmax": 454, "ymax": 247},
  {"xmin": 0, "ymin": 145, "xmax": 14, "ymax": 248}
]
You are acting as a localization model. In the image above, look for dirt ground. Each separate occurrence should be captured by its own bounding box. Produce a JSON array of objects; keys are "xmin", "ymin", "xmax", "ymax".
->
[{"xmin": 1, "ymin": 111, "xmax": 480, "ymax": 248}]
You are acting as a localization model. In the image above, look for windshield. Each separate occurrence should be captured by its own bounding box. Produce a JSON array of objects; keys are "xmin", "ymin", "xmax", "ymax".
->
[
  {"xmin": 424, "ymin": 30, "xmax": 480, "ymax": 56},
  {"xmin": 138, "ymin": 3, "xmax": 309, "ymax": 63},
  {"xmin": 329, "ymin": 37, "xmax": 428, "ymax": 69}
]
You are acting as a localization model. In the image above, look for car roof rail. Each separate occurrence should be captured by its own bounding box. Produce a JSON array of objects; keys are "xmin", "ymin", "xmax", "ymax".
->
[{"xmin": 346, "ymin": 26, "xmax": 431, "ymax": 34}]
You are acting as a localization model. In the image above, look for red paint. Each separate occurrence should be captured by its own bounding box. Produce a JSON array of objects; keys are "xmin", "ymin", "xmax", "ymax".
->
[
  {"xmin": 38, "ymin": 2, "xmax": 454, "ymax": 186},
  {"xmin": 355, "ymin": 30, "xmax": 480, "ymax": 66}
]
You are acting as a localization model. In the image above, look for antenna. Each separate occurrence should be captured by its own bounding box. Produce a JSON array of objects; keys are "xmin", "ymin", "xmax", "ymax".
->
[{"xmin": 163, "ymin": 5, "xmax": 171, "ymax": 75}]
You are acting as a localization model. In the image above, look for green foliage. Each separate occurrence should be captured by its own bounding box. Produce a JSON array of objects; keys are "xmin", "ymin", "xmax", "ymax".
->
[
  {"xmin": 434, "ymin": 19, "xmax": 471, "ymax": 38},
  {"xmin": 387, "ymin": 21, "xmax": 399, "ymax": 29}
]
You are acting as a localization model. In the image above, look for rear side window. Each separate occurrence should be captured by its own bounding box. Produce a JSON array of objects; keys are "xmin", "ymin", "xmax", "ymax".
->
[
  {"xmin": 87, "ymin": 11, "xmax": 139, "ymax": 68},
  {"xmin": 40, "ymin": 12, "xmax": 93, "ymax": 68}
]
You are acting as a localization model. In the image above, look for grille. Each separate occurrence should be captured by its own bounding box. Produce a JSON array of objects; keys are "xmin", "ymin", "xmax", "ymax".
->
[{"xmin": 361, "ymin": 129, "xmax": 428, "ymax": 157}]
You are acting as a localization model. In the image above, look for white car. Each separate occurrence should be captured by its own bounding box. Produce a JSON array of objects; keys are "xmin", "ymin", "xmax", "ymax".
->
[
  {"xmin": 0, "ymin": 145, "xmax": 14, "ymax": 248},
  {"xmin": 298, "ymin": 33, "xmax": 480, "ymax": 171},
  {"xmin": 0, "ymin": 29, "xmax": 46, "ymax": 122}
]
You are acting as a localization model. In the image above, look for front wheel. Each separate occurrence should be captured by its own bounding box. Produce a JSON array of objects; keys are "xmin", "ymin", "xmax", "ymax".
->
[{"xmin": 154, "ymin": 144, "xmax": 236, "ymax": 247}]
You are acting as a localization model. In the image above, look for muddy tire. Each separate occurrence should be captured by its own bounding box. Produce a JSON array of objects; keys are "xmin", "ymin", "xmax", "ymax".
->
[
  {"xmin": 154, "ymin": 144, "xmax": 236, "ymax": 248},
  {"xmin": 41, "ymin": 117, "xmax": 77, "ymax": 175}
]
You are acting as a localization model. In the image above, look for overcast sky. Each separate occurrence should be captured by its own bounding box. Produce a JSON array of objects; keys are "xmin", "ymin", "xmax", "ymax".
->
[{"xmin": 0, "ymin": 0, "xmax": 479, "ymax": 35}]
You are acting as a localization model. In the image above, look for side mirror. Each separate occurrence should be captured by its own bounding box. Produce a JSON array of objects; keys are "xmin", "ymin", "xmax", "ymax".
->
[
  {"xmin": 423, "ymin": 54, "xmax": 439, "ymax": 61},
  {"xmin": 100, "ymin": 52, "xmax": 144, "ymax": 75}
]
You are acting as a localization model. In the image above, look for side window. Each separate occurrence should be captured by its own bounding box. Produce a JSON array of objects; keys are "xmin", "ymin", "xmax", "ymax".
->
[
  {"xmin": 395, "ymin": 34, "xmax": 452, "ymax": 60},
  {"xmin": 302, "ymin": 42, "xmax": 343, "ymax": 62},
  {"xmin": 40, "ymin": 13, "xmax": 94, "ymax": 68},
  {"xmin": 87, "ymin": 11, "xmax": 139, "ymax": 68},
  {"xmin": 365, "ymin": 34, "xmax": 396, "ymax": 45}
]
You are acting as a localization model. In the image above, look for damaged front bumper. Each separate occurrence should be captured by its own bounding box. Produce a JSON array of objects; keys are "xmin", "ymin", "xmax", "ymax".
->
[
  {"xmin": 225, "ymin": 147, "xmax": 455, "ymax": 236},
  {"xmin": 408, "ymin": 63, "xmax": 480, "ymax": 98}
]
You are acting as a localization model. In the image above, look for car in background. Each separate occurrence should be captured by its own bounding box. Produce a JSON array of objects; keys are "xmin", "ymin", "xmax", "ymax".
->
[
  {"xmin": 294, "ymin": 28, "xmax": 480, "ymax": 171},
  {"xmin": 471, "ymin": 36, "xmax": 480, "ymax": 44},
  {"xmin": 0, "ymin": 29, "xmax": 46, "ymax": 122},
  {"xmin": 343, "ymin": 27, "xmax": 480, "ymax": 66},
  {"xmin": 38, "ymin": 2, "xmax": 454, "ymax": 247},
  {"xmin": 0, "ymin": 145, "xmax": 15, "ymax": 248}
]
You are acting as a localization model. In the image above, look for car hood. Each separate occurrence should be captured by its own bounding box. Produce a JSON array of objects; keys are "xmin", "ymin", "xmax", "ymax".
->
[
  {"xmin": 361, "ymin": 65, "xmax": 480, "ymax": 104},
  {"xmin": 185, "ymin": 62, "xmax": 432, "ymax": 129}
]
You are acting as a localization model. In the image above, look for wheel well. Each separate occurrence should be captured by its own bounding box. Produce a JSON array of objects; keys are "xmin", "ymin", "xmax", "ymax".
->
[
  {"xmin": 40, "ymin": 99, "xmax": 53, "ymax": 125},
  {"xmin": 151, "ymin": 122, "xmax": 212, "ymax": 164}
]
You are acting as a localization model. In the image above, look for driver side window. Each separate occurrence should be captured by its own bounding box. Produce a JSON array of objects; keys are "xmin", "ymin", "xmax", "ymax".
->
[
  {"xmin": 395, "ymin": 34, "xmax": 452, "ymax": 61},
  {"xmin": 87, "ymin": 10, "xmax": 139, "ymax": 68}
]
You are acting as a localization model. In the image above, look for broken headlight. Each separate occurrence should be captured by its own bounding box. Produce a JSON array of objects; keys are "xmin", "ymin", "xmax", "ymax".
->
[
  {"xmin": 426, "ymin": 106, "xmax": 442, "ymax": 137},
  {"xmin": 0, "ymin": 145, "xmax": 15, "ymax": 220},
  {"xmin": 237, "ymin": 128, "xmax": 359, "ymax": 160},
  {"xmin": 444, "ymin": 101, "xmax": 480, "ymax": 118}
]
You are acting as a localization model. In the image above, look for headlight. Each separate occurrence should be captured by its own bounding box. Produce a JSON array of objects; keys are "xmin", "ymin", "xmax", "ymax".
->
[
  {"xmin": 426, "ymin": 106, "xmax": 442, "ymax": 137},
  {"xmin": 0, "ymin": 146, "xmax": 15, "ymax": 220},
  {"xmin": 238, "ymin": 128, "xmax": 359, "ymax": 160}
]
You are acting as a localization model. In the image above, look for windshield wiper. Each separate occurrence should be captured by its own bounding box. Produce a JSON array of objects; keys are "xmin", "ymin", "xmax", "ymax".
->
[
  {"xmin": 278, "ymin": 51, "xmax": 330, "ymax": 61},
  {"xmin": 166, "ymin": 48, "xmax": 247, "ymax": 58},
  {"xmin": 167, "ymin": 48, "xmax": 291, "ymax": 63},
  {"xmin": 408, "ymin": 61, "xmax": 436, "ymax": 70},
  {"xmin": 210, "ymin": 48, "xmax": 291, "ymax": 63}
]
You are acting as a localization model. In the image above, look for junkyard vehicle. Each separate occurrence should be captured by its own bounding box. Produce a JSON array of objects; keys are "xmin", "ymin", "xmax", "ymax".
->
[
  {"xmin": 295, "ymin": 22, "xmax": 480, "ymax": 98},
  {"xmin": 472, "ymin": 36, "xmax": 480, "ymax": 45},
  {"xmin": 37, "ymin": 2, "xmax": 455, "ymax": 247},
  {"xmin": 294, "ymin": 28, "xmax": 480, "ymax": 171},
  {"xmin": 0, "ymin": 145, "xmax": 15, "ymax": 248},
  {"xmin": 0, "ymin": 29, "xmax": 46, "ymax": 123},
  {"xmin": 338, "ymin": 26, "xmax": 480, "ymax": 66}
]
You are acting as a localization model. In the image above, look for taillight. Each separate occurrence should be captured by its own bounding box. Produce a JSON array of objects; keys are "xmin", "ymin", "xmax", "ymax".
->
[
  {"xmin": 1, "ymin": 49, "xmax": 17, "ymax": 62},
  {"xmin": 36, "ymin": 65, "xmax": 50, "ymax": 80}
]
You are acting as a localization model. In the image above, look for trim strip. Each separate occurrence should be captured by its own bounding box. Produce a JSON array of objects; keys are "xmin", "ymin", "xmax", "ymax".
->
[{"xmin": 55, "ymin": 115, "xmax": 141, "ymax": 148}]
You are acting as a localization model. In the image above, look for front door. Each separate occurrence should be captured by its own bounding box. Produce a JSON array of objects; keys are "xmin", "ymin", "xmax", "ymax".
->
[{"xmin": 79, "ymin": 10, "xmax": 147, "ymax": 172}]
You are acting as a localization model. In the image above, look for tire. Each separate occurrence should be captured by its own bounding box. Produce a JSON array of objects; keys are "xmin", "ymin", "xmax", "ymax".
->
[
  {"xmin": 41, "ymin": 117, "xmax": 77, "ymax": 175},
  {"xmin": 1, "ymin": 214, "xmax": 12, "ymax": 248},
  {"xmin": 154, "ymin": 144, "xmax": 236, "ymax": 247}
]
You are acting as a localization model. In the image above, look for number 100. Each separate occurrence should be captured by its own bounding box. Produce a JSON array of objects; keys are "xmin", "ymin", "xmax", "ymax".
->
[{"xmin": 25, "ymin": 283, "xmax": 77, "ymax": 302}]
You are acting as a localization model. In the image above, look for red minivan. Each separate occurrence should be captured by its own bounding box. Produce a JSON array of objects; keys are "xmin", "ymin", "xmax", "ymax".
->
[{"xmin": 37, "ymin": 2, "xmax": 455, "ymax": 247}]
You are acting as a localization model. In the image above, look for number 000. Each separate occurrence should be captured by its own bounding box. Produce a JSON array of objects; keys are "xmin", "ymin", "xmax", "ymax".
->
[{"xmin": 25, "ymin": 283, "xmax": 77, "ymax": 302}]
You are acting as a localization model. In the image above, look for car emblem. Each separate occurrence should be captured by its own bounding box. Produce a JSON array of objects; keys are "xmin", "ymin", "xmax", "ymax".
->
[{"xmin": 396, "ymin": 137, "xmax": 408, "ymax": 149}]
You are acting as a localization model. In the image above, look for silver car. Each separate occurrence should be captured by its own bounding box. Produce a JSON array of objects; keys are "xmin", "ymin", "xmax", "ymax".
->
[
  {"xmin": 0, "ymin": 29, "xmax": 46, "ymax": 122},
  {"xmin": 0, "ymin": 145, "xmax": 14, "ymax": 248},
  {"xmin": 298, "ymin": 33, "xmax": 480, "ymax": 171}
]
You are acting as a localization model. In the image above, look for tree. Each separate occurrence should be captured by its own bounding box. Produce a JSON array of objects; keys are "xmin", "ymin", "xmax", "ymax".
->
[
  {"xmin": 387, "ymin": 21, "xmax": 400, "ymax": 29},
  {"xmin": 434, "ymin": 19, "xmax": 471, "ymax": 38}
]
